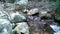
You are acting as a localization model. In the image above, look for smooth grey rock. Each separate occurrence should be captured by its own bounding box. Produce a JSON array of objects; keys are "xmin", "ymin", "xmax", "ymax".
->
[
  {"xmin": 0, "ymin": 19, "xmax": 12, "ymax": 34},
  {"xmin": 39, "ymin": 10, "xmax": 52, "ymax": 18},
  {"xmin": 13, "ymin": 22, "xmax": 29, "ymax": 34},
  {"xmin": 27, "ymin": 8, "xmax": 39, "ymax": 15},
  {"xmin": 8, "ymin": 12, "xmax": 26, "ymax": 23},
  {"xmin": 2, "ymin": 10, "xmax": 26, "ymax": 22},
  {"xmin": 39, "ymin": 10, "xmax": 48, "ymax": 17}
]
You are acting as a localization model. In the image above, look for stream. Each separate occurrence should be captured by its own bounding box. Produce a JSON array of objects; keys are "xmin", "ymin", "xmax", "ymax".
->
[{"xmin": 50, "ymin": 23, "xmax": 60, "ymax": 34}]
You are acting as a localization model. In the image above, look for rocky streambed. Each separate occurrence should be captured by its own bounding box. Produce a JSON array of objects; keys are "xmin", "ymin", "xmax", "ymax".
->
[{"xmin": 0, "ymin": 0, "xmax": 60, "ymax": 34}]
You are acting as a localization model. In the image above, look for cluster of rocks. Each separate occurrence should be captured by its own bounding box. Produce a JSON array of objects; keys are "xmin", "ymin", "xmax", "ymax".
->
[
  {"xmin": 0, "ymin": 0, "xmax": 29, "ymax": 34},
  {"xmin": 0, "ymin": 0, "xmax": 57, "ymax": 34}
]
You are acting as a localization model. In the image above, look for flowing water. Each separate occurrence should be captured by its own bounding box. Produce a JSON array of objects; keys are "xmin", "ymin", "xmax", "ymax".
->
[{"xmin": 50, "ymin": 24, "xmax": 60, "ymax": 34}]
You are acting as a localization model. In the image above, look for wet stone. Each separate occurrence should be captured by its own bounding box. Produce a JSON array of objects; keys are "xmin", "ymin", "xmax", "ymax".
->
[{"xmin": 13, "ymin": 22, "xmax": 29, "ymax": 34}]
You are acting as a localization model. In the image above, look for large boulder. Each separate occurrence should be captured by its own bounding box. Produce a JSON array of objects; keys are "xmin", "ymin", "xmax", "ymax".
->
[
  {"xmin": 13, "ymin": 22, "xmax": 29, "ymax": 34},
  {"xmin": 0, "ymin": 19, "xmax": 12, "ymax": 34},
  {"xmin": 11, "ymin": 13, "xmax": 26, "ymax": 22},
  {"xmin": 6, "ymin": 11, "xmax": 26, "ymax": 23},
  {"xmin": 3, "ymin": 3, "xmax": 26, "ymax": 22}
]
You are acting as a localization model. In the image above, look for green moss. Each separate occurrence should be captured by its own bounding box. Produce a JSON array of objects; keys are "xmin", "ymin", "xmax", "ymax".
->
[{"xmin": 6, "ymin": 0, "xmax": 15, "ymax": 3}]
